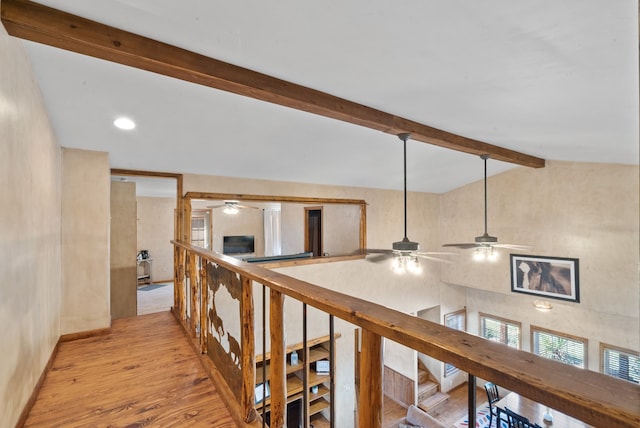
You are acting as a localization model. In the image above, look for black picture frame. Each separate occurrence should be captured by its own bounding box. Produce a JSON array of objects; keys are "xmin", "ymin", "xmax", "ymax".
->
[{"xmin": 510, "ymin": 254, "xmax": 579, "ymax": 302}]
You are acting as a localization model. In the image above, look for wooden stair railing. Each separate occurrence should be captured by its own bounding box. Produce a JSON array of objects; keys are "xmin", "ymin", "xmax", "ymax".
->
[{"xmin": 172, "ymin": 240, "xmax": 639, "ymax": 428}]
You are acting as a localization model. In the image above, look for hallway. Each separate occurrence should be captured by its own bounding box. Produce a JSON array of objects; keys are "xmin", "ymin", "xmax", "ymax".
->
[{"xmin": 24, "ymin": 312, "xmax": 237, "ymax": 427}]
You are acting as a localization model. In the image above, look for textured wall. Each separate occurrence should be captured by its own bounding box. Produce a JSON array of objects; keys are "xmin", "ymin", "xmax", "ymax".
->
[
  {"xmin": 0, "ymin": 30, "xmax": 62, "ymax": 427},
  {"xmin": 136, "ymin": 196, "xmax": 176, "ymax": 282},
  {"xmin": 440, "ymin": 161, "xmax": 640, "ymax": 371},
  {"xmin": 61, "ymin": 148, "xmax": 111, "ymax": 334}
]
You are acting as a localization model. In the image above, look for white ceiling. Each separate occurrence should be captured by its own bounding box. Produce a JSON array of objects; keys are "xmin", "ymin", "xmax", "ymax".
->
[{"xmin": 22, "ymin": 0, "xmax": 639, "ymax": 194}]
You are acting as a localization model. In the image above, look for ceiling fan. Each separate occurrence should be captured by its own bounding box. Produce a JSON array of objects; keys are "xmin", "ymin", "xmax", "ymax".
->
[
  {"xmin": 443, "ymin": 154, "xmax": 530, "ymax": 261},
  {"xmin": 364, "ymin": 133, "xmax": 453, "ymax": 274},
  {"xmin": 207, "ymin": 200, "xmax": 259, "ymax": 215}
]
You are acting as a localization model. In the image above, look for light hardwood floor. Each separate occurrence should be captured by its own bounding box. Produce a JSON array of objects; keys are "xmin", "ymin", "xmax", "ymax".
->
[{"xmin": 24, "ymin": 311, "xmax": 236, "ymax": 427}]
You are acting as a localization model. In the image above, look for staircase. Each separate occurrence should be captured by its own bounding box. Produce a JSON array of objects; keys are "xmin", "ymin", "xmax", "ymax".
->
[{"xmin": 417, "ymin": 360, "xmax": 449, "ymax": 413}]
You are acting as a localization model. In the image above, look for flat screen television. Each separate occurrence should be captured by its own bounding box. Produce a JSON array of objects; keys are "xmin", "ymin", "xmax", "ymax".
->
[{"xmin": 223, "ymin": 235, "xmax": 255, "ymax": 254}]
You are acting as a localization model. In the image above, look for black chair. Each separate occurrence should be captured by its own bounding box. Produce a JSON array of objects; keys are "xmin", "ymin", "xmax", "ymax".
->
[
  {"xmin": 504, "ymin": 407, "xmax": 542, "ymax": 428},
  {"xmin": 484, "ymin": 382, "xmax": 506, "ymax": 427}
]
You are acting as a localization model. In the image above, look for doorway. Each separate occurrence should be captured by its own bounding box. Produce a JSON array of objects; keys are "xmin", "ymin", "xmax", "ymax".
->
[
  {"xmin": 110, "ymin": 170, "xmax": 181, "ymax": 318},
  {"xmin": 304, "ymin": 207, "xmax": 323, "ymax": 257}
]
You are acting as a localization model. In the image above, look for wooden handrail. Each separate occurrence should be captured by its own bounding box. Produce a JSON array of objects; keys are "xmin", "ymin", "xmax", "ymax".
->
[{"xmin": 172, "ymin": 240, "xmax": 639, "ymax": 428}]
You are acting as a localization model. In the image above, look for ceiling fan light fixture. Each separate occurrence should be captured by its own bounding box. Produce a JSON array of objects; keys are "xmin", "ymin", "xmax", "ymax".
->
[
  {"xmin": 473, "ymin": 246, "xmax": 498, "ymax": 262},
  {"xmin": 392, "ymin": 253, "xmax": 422, "ymax": 275},
  {"xmin": 443, "ymin": 154, "xmax": 529, "ymax": 259},
  {"xmin": 393, "ymin": 237, "xmax": 420, "ymax": 252},
  {"xmin": 223, "ymin": 201, "xmax": 240, "ymax": 215},
  {"xmin": 223, "ymin": 206, "xmax": 239, "ymax": 215}
]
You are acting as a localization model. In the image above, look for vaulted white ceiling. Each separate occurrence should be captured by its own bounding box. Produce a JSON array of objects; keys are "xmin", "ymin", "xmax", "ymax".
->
[{"xmin": 20, "ymin": 0, "xmax": 639, "ymax": 194}]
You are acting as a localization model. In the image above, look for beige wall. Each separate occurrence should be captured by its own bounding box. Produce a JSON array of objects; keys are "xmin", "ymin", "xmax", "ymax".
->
[
  {"xmin": 280, "ymin": 202, "xmax": 361, "ymax": 255},
  {"xmin": 0, "ymin": 30, "xmax": 62, "ymax": 427},
  {"xmin": 211, "ymin": 205, "xmax": 264, "ymax": 256},
  {"xmin": 137, "ymin": 196, "xmax": 176, "ymax": 282},
  {"xmin": 440, "ymin": 161, "xmax": 640, "ymax": 374},
  {"xmin": 61, "ymin": 148, "xmax": 111, "ymax": 333},
  {"xmin": 111, "ymin": 181, "xmax": 137, "ymax": 319}
]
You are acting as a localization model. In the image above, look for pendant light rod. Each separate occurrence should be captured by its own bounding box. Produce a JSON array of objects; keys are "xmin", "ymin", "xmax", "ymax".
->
[
  {"xmin": 398, "ymin": 133, "xmax": 411, "ymax": 240},
  {"xmin": 481, "ymin": 154, "xmax": 490, "ymax": 235}
]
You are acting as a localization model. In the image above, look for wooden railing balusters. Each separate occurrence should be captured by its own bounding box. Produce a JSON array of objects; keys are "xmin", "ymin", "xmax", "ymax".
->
[
  {"xmin": 241, "ymin": 275, "xmax": 256, "ymax": 422},
  {"xmin": 189, "ymin": 252, "xmax": 198, "ymax": 335},
  {"xmin": 269, "ymin": 289, "xmax": 287, "ymax": 427},
  {"xmin": 302, "ymin": 304, "xmax": 309, "ymax": 427},
  {"xmin": 329, "ymin": 315, "xmax": 336, "ymax": 428},
  {"xmin": 358, "ymin": 329, "xmax": 383, "ymax": 428},
  {"xmin": 199, "ymin": 262, "xmax": 208, "ymax": 354},
  {"xmin": 260, "ymin": 284, "xmax": 267, "ymax": 428}
]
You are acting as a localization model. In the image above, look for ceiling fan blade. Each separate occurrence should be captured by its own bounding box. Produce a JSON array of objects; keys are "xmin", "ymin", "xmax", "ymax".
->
[
  {"xmin": 415, "ymin": 254, "xmax": 455, "ymax": 263},
  {"xmin": 206, "ymin": 204, "xmax": 227, "ymax": 209},
  {"xmin": 442, "ymin": 243, "xmax": 479, "ymax": 249},
  {"xmin": 493, "ymin": 243, "xmax": 532, "ymax": 250},
  {"xmin": 235, "ymin": 204, "xmax": 260, "ymax": 210},
  {"xmin": 365, "ymin": 248, "xmax": 394, "ymax": 254},
  {"xmin": 366, "ymin": 253, "xmax": 393, "ymax": 263}
]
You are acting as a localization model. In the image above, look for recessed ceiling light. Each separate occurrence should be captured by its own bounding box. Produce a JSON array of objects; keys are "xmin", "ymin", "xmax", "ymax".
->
[{"xmin": 113, "ymin": 117, "xmax": 136, "ymax": 130}]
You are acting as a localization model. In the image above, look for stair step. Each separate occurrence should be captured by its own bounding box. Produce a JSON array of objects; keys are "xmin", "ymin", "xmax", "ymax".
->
[
  {"xmin": 418, "ymin": 368, "xmax": 430, "ymax": 385},
  {"xmin": 418, "ymin": 391, "xmax": 449, "ymax": 413},
  {"xmin": 417, "ymin": 380, "xmax": 438, "ymax": 402}
]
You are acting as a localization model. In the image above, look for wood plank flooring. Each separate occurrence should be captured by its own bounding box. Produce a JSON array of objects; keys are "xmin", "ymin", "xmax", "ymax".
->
[{"xmin": 24, "ymin": 311, "xmax": 236, "ymax": 427}]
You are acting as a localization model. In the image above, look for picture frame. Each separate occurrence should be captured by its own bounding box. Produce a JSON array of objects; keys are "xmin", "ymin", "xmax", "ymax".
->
[{"xmin": 510, "ymin": 254, "xmax": 579, "ymax": 302}]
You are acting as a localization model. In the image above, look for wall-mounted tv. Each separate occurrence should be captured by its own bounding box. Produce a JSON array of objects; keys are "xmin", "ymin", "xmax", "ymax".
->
[{"xmin": 223, "ymin": 235, "xmax": 255, "ymax": 254}]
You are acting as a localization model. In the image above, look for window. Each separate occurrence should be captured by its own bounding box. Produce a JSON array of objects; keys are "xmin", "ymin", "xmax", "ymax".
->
[
  {"xmin": 531, "ymin": 326, "xmax": 587, "ymax": 369},
  {"xmin": 444, "ymin": 309, "xmax": 466, "ymax": 377},
  {"xmin": 191, "ymin": 211, "xmax": 210, "ymax": 249},
  {"xmin": 479, "ymin": 313, "xmax": 521, "ymax": 349},
  {"xmin": 601, "ymin": 343, "xmax": 640, "ymax": 384}
]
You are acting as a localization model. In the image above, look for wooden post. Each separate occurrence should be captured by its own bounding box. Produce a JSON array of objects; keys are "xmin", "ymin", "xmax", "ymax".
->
[
  {"xmin": 269, "ymin": 289, "xmax": 286, "ymax": 428},
  {"xmin": 468, "ymin": 374, "xmax": 477, "ymax": 428},
  {"xmin": 358, "ymin": 329, "xmax": 383, "ymax": 428},
  {"xmin": 173, "ymin": 245, "xmax": 180, "ymax": 311},
  {"xmin": 200, "ymin": 262, "xmax": 208, "ymax": 354},
  {"xmin": 175, "ymin": 248, "xmax": 186, "ymax": 320},
  {"xmin": 240, "ymin": 276, "xmax": 257, "ymax": 423},
  {"xmin": 188, "ymin": 252, "xmax": 198, "ymax": 335}
]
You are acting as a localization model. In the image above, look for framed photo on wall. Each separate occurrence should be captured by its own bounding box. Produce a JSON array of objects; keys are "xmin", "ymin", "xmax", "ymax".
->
[{"xmin": 510, "ymin": 254, "xmax": 579, "ymax": 302}]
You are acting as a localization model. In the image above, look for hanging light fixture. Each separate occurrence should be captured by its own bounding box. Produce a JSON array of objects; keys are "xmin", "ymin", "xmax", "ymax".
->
[
  {"xmin": 223, "ymin": 203, "xmax": 240, "ymax": 215},
  {"xmin": 443, "ymin": 154, "xmax": 530, "ymax": 261},
  {"xmin": 359, "ymin": 133, "xmax": 454, "ymax": 274}
]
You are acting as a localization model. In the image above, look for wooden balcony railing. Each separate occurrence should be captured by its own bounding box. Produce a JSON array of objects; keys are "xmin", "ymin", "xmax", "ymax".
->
[{"xmin": 172, "ymin": 240, "xmax": 639, "ymax": 428}]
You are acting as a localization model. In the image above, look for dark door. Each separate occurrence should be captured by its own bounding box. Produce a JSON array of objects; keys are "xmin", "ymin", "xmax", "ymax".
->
[{"xmin": 305, "ymin": 207, "xmax": 322, "ymax": 257}]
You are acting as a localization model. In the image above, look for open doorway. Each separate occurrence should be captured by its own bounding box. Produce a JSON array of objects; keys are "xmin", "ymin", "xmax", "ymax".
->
[
  {"xmin": 305, "ymin": 206, "xmax": 323, "ymax": 257},
  {"xmin": 110, "ymin": 170, "xmax": 181, "ymax": 318}
]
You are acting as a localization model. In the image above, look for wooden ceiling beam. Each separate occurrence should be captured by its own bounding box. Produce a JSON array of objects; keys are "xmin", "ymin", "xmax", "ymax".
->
[{"xmin": 2, "ymin": 0, "xmax": 545, "ymax": 168}]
